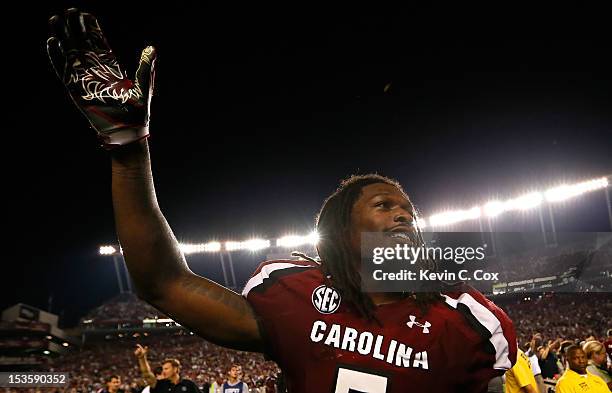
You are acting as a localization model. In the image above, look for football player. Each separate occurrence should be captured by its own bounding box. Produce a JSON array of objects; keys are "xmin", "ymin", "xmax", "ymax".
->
[{"xmin": 47, "ymin": 9, "xmax": 517, "ymax": 392}]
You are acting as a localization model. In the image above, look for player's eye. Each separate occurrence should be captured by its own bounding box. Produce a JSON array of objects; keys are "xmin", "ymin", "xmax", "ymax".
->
[{"xmin": 374, "ymin": 201, "xmax": 390, "ymax": 208}]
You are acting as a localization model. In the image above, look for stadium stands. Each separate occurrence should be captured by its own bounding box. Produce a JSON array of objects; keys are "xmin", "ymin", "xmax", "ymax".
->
[{"xmin": 4, "ymin": 288, "xmax": 608, "ymax": 393}]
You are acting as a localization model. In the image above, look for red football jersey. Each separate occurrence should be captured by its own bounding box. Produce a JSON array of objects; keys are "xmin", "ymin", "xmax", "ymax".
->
[{"xmin": 242, "ymin": 259, "xmax": 517, "ymax": 393}]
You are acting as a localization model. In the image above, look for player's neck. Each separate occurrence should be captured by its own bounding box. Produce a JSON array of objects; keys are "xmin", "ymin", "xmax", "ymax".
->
[
  {"xmin": 369, "ymin": 292, "xmax": 405, "ymax": 306},
  {"xmin": 228, "ymin": 377, "xmax": 238, "ymax": 384},
  {"xmin": 170, "ymin": 374, "xmax": 180, "ymax": 384}
]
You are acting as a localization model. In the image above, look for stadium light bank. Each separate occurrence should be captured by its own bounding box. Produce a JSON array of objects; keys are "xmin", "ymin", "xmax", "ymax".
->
[{"xmin": 99, "ymin": 176, "xmax": 610, "ymax": 256}]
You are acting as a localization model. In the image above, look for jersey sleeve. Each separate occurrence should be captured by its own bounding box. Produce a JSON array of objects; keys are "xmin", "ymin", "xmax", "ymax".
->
[
  {"xmin": 442, "ymin": 283, "xmax": 518, "ymax": 391},
  {"xmin": 241, "ymin": 259, "xmax": 319, "ymax": 363},
  {"xmin": 443, "ymin": 283, "xmax": 517, "ymax": 370}
]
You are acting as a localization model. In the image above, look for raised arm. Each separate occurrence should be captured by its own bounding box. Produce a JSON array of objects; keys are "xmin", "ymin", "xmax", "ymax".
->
[
  {"xmin": 110, "ymin": 140, "xmax": 262, "ymax": 350},
  {"xmin": 47, "ymin": 8, "xmax": 263, "ymax": 352},
  {"xmin": 134, "ymin": 345, "xmax": 157, "ymax": 388}
]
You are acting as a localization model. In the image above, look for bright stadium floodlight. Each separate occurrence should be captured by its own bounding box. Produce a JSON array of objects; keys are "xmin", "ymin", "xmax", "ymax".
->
[
  {"xmin": 224, "ymin": 241, "xmax": 243, "ymax": 251},
  {"xmin": 276, "ymin": 235, "xmax": 307, "ymax": 248},
  {"xmin": 243, "ymin": 238, "xmax": 271, "ymax": 251},
  {"xmin": 277, "ymin": 231, "xmax": 319, "ymax": 248},
  {"xmin": 96, "ymin": 175, "xmax": 611, "ymax": 257},
  {"xmin": 545, "ymin": 177, "xmax": 609, "ymax": 202},
  {"xmin": 484, "ymin": 201, "xmax": 505, "ymax": 218},
  {"xmin": 99, "ymin": 246, "xmax": 117, "ymax": 255},
  {"xmin": 467, "ymin": 207, "xmax": 481, "ymax": 219},
  {"xmin": 99, "ymin": 245, "xmax": 123, "ymax": 255},
  {"xmin": 428, "ymin": 212, "xmax": 446, "ymax": 227},
  {"xmin": 484, "ymin": 192, "xmax": 542, "ymax": 218},
  {"xmin": 180, "ymin": 244, "xmax": 197, "ymax": 254},
  {"xmin": 203, "ymin": 241, "xmax": 222, "ymax": 252},
  {"xmin": 306, "ymin": 231, "xmax": 320, "ymax": 245},
  {"xmin": 225, "ymin": 238, "xmax": 271, "ymax": 252},
  {"xmin": 180, "ymin": 242, "xmax": 221, "ymax": 254},
  {"xmin": 507, "ymin": 192, "xmax": 543, "ymax": 211},
  {"xmin": 429, "ymin": 207, "xmax": 481, "ymax": 226}
]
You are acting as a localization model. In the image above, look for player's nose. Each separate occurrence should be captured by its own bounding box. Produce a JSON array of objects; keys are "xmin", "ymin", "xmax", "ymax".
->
[{"xmin": 393, "ymin": 210, "xmax": 415, "ymax": 226}]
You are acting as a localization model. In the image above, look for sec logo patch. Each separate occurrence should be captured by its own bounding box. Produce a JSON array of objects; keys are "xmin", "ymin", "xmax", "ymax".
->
[{"xmin": 312, "ymin": 285, "xmax": 341, "ymax": 314}]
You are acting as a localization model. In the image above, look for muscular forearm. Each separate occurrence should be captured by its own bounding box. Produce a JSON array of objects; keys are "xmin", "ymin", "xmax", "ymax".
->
[
  {"xmin": 109, "ymin": 140, "xmax": 262, "ymax": 351},
  {"xmin": 110, "ymin": 139, "xmax": 189, "ymax": 301}
]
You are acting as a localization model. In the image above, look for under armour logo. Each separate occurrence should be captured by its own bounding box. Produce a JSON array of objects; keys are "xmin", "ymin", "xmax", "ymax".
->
[{"xmin": 406, "ymin": 315, "xmax": 431, "ymax": 333}]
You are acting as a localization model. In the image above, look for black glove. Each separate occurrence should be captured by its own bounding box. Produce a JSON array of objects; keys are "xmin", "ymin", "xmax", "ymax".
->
[{"xmin": 47, "ymin": 8, "xmax": 156, "ymax": 149}]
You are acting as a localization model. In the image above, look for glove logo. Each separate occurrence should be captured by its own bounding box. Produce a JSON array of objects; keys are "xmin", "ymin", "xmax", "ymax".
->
[
  {"xmin": 70, "ymin": 52, "xmax": 142, "ymax": 104},
  {"xmin": 47, "ymin": 9, "xmax": 156, "ymax": 149},
  {"xmin": 311, "ymin": 285, "xmax": 341, "ymax": 314},
  {"xmin": 406, "ymin": 315, "xmax": 431, "ymax": 334}
]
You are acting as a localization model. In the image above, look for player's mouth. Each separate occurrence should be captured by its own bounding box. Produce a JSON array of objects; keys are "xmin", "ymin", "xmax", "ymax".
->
[
  {"xmin": 388, "ymin": 224, "xmax": 415, "ymax": 233},
  {"xmin": 385, "ymin": 225, "xmax": 416, "ymax": 243}
]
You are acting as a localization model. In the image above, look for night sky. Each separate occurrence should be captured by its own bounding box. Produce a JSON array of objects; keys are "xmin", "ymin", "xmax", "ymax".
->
[{"xmin": 5, "ymin": 2, "xmax": 612, "ymax": 326}]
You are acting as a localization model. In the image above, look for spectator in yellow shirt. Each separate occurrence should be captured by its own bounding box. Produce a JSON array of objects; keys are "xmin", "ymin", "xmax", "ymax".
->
[
  {"xmin": 583, "ymin": 340, "xmax": 612, "ymax": 390},
  {"xmin": 556, "ymin": 345, "xmax": 611, "ymax": 393},
  {"xmin": 505, "ymin": 349, "xmax": 539, "ymax": 393}
]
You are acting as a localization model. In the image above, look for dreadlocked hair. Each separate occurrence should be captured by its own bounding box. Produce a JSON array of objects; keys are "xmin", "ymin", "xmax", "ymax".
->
[{"xmin": 314, "ymin": 174, "xmax": 442, "ymax": 321}]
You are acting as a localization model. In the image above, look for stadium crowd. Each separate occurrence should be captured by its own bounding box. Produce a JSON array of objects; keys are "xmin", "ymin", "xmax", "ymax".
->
[
  {"xmin": 4, "ymin": 290, "xmax": 609, "ymax": 393},
  {"xmin": 499, "ymin": 293, "xmax": 611, "ymax": 347},
  {"xmin": 7, "ymin": 333, "xmax": 280, "ymax": 393}
]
